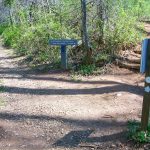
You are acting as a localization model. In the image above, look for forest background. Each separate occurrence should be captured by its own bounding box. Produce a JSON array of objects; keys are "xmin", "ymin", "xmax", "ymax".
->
[{"xmin": 0, "ymin": 0, "xmax": 150, "ymax": 74}]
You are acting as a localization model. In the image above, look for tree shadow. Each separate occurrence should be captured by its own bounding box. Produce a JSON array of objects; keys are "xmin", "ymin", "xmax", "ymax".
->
[
  {"xmin": 0, "ymin": 69, "xmax": 137, "ymax": 85},
  {"xmin": 1, "ymin": 83, "xmax": 143, "ymax": 96},
  {"xmin": 0, "ymin": 67, "xmax": 66, "ymax": 77},
  {"xmin": 0, "ymin": 112, "xmax": 128, "ymax": 149},
  {"xmin": 0, "ymin": 66, "xmax": 144, "ymax": 96},
  {"xmin": 53, "ymin": 130, "xmax": 94, "ymax": 147},
  {"xmin": 53, "ymin": 130, "xmax": 127, "ymax": 148},
  {"xmin": 0, "ymin": 112, "xmax": 126, "ymax": 128}
]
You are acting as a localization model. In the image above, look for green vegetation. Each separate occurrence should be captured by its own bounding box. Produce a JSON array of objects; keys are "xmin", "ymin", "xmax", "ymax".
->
[
  {"xmin": 78, "ymin": 64, "xmax": 97, "ymax": 76},
  {"xmin": 0, "ymin": 86, "xmax": 5, "ymax": 93},
  {"xmin": 0, "ymin": 24, "xmax": 8, "ymax": 35},
  {"xmin": 0, "ymin": 80, "xmax": 5, "ymax": 93},
  {"xmin": 128, "ymin": 120, "xmax": 150, "ymax": 143},
  {"xmin": 0, "ymin": 0, "xmax": 150, "ymax": 74},
  {"xmin": 0, "ymin": 98, "xmax": 5, "ymax": 107}
]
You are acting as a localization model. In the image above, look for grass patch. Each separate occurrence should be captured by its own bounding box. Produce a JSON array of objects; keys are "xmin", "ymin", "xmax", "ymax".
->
[
  {"xmin": 70, "ymin": 74, "xmax": 82, "ymax": 82},
  {"xmin": 0, "ymin": 86, "xmax": 5, "ymax": 93},
  {"xmin": 77, "ymin": 64, "xmax": 97, "ymax": 76},
  {"xmin": 0, "ymin": 80, "xmax": 5, "ymax": 93},
  {"xmin": 128, "ymin": 120, "xmax": 150, "ymax": 143},
  {"xmin": 0, "ymin": 24, "xmax": 8, "ymax": 35},
  {"xmin": 0, "ymin": 98, "xmax": 6, "ymax": 107}
]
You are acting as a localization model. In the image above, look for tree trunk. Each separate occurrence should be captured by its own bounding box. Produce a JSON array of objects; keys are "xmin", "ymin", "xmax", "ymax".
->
[
  {"xmin": 81, "ymin": 0, "xmax": 92, "ymax": 65},
  {"xmin": 97, "ymin": 0, "xmax": 104, "ymax": 45},
  {"xmin": 8, "ymin": 9, "xmax": 13, "ymax": 25}
]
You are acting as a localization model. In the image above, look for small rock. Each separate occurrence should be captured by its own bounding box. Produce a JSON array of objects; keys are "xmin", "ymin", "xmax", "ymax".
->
[
  {"xmin": 61, "ymin": 129, "xmax": 64, "ymax": 134},
  {"xmin": 110, "ymin": 144, "xmax": 116, "ymax": 148},
  {"xmin": 117, "ymin": 93, "xmax": 122, "ymax": 97},
  {"xmin": 144, "ymin": 144, "xmax": 150, "ymax": 150},
  {"xmin": 117, "ymin": 142, "xmax": 124, "ymax": 148}
]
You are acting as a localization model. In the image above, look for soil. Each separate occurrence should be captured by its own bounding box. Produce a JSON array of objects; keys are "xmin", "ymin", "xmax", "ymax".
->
[{"xmin": 1, "ymin": 22, "xmax": 150, "ymax": 150}]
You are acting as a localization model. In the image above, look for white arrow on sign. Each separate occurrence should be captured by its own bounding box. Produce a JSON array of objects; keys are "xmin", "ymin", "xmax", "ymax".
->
[
  {"xmin": 146, "ymin": 77, "xmax": 150, "ymax": 84},
  {"xmin": 145, "ymin": 86, "xmax": 150, "ymax": 93}
]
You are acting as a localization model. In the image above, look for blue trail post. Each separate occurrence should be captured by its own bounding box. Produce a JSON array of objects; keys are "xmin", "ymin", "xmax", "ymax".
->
[
  {"xmin": 140, "ymin": 39, "xmax": 148, "ymax": 73},
  {"xmin": 49, "ymin": 39, "xmax": 78, "ymax": 70},
  {"xmin": 61, "ymin": 45, "xmax": 67, "ymax": 69},
  {"xmin": 140, "ymin": 38, "xmax": 150, "ymax": 131}
]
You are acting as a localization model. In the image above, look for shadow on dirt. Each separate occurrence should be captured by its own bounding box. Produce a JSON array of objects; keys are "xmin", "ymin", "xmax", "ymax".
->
[
  {"xmin": 53, "ymin": 130, "xmax": 127, "ymax": 148},
  {"xmin": 0, "ymin": 112, "xmax": 128, "ymax": 149},
  {"xmin": 0, "ymin": 67, "xmax": 143, "ymax": 96},
  {"xmin": 0, "ymin": 84, "xmax": 143, "ymax": 96},
  {"xmin": 0, "ymin": 112, "xmax": 126, "ymax": 128}
]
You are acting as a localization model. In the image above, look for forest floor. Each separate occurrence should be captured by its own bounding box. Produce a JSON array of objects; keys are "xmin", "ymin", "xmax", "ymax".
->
[
  {"xmin": 0, "ymin": 43, "xmax": 145, "ymax": 150},
  {"xmin": 0, "ymin": 24, "xmax": 150, "ymax": 150}
]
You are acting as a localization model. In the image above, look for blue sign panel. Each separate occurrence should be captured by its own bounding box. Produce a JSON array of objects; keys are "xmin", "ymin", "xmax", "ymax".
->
[
  {"xmin": 49, "ymin": 39, "xmax": 78, "ymax": 70},
  {"xmin": 140, "ymin": 39, "xmax": 149, "ymax": 73},
  {"xmin": 49, "ymin": 39, "xmax": 78, "ymax": 46}
]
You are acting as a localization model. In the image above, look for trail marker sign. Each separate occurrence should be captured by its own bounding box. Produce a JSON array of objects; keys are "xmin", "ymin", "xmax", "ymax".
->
[
  {"xmin": 49, "ymin": 39, "xmax": 78, "ymax": 69},
  {"xmin": 140, "ymin": 39, "xmax": 149, "ymax": 73},
  {"xmin": 49, "ymin": 39, "xmax": 78, "ymax": 46},
  {"xmin": 140, "ymin": 38, "xmax": 150, "ymax": 131}
]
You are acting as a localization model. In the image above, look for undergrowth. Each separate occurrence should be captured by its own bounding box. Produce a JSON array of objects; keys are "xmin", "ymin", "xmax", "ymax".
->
[
  {"xmin": 0, "ymin": 24, "xmax": 8, "ymax": 35},
  {"xmin": 0, "ymin": 0, "xmax": 149, "ymax": 72},
  {"xmin": 128, "ymin": 120, "xmax": 150, "ymax": 143},
  {"xmin": 77, "ymin": 64, "xmax": 97, "ymax": 76}
]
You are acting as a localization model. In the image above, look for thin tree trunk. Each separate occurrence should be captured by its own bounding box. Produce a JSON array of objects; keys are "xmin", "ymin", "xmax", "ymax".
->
[
  {"xmin": 8, "ymin": 9, "xmax": 13, "ymax": 25},
  {"xmin": 81, "ymin": 0, "xmax": 89, "ymax": 50},
  {"xmin": 81, "ymin": 0, "xmax": 92, "ymax": 64},
  {"xmin": 97, "ymin": 0, "xmax": 104, "ymax": 45}
]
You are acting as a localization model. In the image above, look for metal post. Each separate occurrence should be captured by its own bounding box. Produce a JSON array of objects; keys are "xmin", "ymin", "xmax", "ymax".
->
[
  {"xmin": 61, "ymin": 45, "xmax": 67, "ymax": 70},
  {"xmin": 141, "ymin": 39, "xmax": 150, "ymax": 131}
]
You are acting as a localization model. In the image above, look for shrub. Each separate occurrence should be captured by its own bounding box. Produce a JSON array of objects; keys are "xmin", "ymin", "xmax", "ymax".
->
[
  {"xmin": 78, "ymin": 64, "xmax": 97, "ymax": 76},
  {"xmin": 105, "ymin": 8, "xmax": 143, "ymax": 54},
  {"xmin": 0, "ymin": 24, "xmax": 8, "ymax": 35},
  {"xmin": 128, "ymin": 120, "xmax": 150, "ymax": 143},
  {"xmin": 2, "ymin": 26, "xmax": 22, "ymax": 47}
]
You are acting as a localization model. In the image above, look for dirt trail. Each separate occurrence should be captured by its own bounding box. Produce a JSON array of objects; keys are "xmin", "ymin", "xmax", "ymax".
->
[{"xmin": 0, "ymin": 41, "xmax": 144, "ymax": 149}]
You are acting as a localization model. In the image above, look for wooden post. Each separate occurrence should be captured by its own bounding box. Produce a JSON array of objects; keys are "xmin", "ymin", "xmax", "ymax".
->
[{"xmin": 141, "ymin": 39, "xmax": 150, "ymax": 131}]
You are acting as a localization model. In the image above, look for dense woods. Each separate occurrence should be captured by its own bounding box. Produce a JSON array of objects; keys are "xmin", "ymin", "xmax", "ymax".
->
[{"xmin": 0, "ymin": 0, "xmax": 150, "ymax": 72}]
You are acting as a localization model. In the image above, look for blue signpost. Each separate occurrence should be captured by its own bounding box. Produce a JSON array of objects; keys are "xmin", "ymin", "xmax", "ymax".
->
[
  {"xmin": 140, "ymin": 39, "xmax": 149, "ymax": 73},
  {"xmin": 49, "ymin": 39, "xmax": 78, "ymax": 69},
  {"xmin": 140, "ymin": 38, "xmax": 150, "ymax": 131}
]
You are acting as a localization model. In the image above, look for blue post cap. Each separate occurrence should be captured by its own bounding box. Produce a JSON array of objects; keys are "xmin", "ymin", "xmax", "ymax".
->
[{"xmin": 140, "ymin": 39, "xmax": 149, "ymax": 74}]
